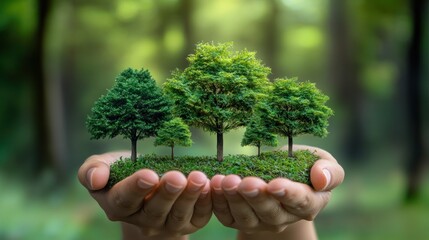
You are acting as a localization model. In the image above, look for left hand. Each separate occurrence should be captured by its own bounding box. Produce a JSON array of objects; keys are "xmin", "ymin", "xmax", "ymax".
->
[{"xmin": 78, "ymin": 152, "xmax": 213, "ymax": 239}]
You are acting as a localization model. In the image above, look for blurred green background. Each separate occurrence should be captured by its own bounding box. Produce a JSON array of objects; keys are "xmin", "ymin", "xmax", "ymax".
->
[{"xmin": 1, "ymin": 0, "xmax": 428, "ymax": 239}]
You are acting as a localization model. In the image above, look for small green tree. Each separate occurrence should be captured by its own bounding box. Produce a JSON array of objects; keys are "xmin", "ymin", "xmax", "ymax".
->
[
  {"xmin": 86, "ymin": 68, "xmax": 172, "ymax": 162},
  {"xmin": 154, "ymin": 117, "xmax": 192, "ymax": 160},
  {"xmin": 241, "ymin": 116, "xmax": 278, "ymax": 157},
  {"xmin": 164, "ymin": 42, "xmax": 271, "ymax": 162},
  {"xmin": 259, "ymin": 77, "xmax": 333, "ymax": 158}
]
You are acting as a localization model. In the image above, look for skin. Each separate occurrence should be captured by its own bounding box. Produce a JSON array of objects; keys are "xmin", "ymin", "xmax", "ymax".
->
[
  {"xmin": 78, "ymin": 145, "xmax": 344, "ymax": 240},
  {"xmin": 78, "ymin": 152, "xmax": 212, "ymax": 240},
  {"xmin": 213, "ymin": 145, "xmax": 344, "ymax": 240}
]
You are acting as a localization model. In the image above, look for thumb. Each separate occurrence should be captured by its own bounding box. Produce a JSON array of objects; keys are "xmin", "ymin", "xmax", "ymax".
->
[
  {"xmin": 310, "ymin": 159, "xmax": 345, "ymax": 191},
  {"xmin": 78, "ymin": 155, "xmax": 112, "ymax": 191}
]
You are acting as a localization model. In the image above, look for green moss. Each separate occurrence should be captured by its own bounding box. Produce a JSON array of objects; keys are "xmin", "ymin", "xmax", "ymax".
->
[{"xmin": 108, "ymin": 150, "xmax": 318, "ymax": 188}]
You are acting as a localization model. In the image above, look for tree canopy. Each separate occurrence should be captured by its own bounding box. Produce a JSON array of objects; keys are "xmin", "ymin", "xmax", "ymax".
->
[
  {"xmin": 154, "ymin": 117, "xmax": 192, "ymax": 160},
  {"xmin": 241, "ymin": 116, "xmax": 278, "ymax": 157},
  {"xmin": 86, "ymin": 68, "xmax": 172, "ymax": 161},
  {"xmin": 164, "ymin": 42, "xmax": 271, "ymax": 161},
  {"xmin": 258, "ymin": 77, "xmax": 333, "ymax": 157}
]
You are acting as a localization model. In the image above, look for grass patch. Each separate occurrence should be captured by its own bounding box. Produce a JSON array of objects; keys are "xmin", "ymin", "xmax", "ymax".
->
[{"xmin": 108, "ymin": 150, "xmax": 318, "ymax": 187}]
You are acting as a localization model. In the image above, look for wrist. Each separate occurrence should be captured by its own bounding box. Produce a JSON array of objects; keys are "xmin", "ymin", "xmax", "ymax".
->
[
  {"xmin": 237, "ymin": 221, "xmax": 317, "ymax": 240},
  {"xmin": 121, "ymin": 222, "xmax": 189, "ymax": 240}
]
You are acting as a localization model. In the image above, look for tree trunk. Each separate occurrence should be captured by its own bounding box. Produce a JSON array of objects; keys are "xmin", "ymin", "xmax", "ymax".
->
[
  {"xmin": 131, "ymin": 137, "xmax": 137, "ymax": 162},
  {"xmin": 171, "ymin": 145, "xmax": 174, "ymax": 160},
  {"xmin": 257, "ymin": 143, "xmax": 261, "ymax": 157},
  {"xmin": 217, "ymin": 132, "xmax": 223, "ymax": 162},
  {"xmin": 264, "ymin": 0, "xmax": 280, "ymax": 78},
  {"xmin": 179, "ymin": 0, "xmax": 194, "ymax": 69},
  {"xmin": 404, "ymin": 0, "xmax": 426, "ymax": 202},
  {"xmin": 288, "ymin": 136, "xmax": 293, "ymax": 158},
  {"xmin": 328, "ymin": 0, "xmax": 364, "ymax": 164},
  {"xmin": 34, "ymin": 0, "xmax": 65, "ymax": 176}
]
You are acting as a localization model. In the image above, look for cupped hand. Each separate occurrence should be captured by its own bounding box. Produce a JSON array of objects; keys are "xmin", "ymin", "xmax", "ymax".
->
[
  {"xmin": 78, "ymin": 152, "xmax": 213, "ymax": 239},
  {"xmin": 211, "ymin": 145, "xmax": 344, "ymax": 234}
]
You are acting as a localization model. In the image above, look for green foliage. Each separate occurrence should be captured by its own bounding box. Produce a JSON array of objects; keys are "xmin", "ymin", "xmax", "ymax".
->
[
  {"xmin": 108, "ymin": 150, "xmax": 318, "ymax": 188},
  {"xmin": 86, "ymin": 68, "xmax": 172, "ymax": 161},
  {"xmin": 163, "ymin": 42, "xmax": 271, "ymax": 161},
  {"xmin": 165, "ymin": 42, "xmax": 271, "ymax": 132},
  {"xmin": 154, "ymin": 117, "xmax": 192, "ymax": 159},
  {"xmin": 258, "ymin": 77, "xmax": 333, "ymax": 156},
  {"xmin": 241, "ymin": 116, "xmax": 278, "ymax": 156}
]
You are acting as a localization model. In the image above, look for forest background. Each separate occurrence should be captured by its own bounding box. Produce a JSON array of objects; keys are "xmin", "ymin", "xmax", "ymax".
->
[{"xmin": 0, "ymin": 0, "xmax": 428, "ymax": 239}]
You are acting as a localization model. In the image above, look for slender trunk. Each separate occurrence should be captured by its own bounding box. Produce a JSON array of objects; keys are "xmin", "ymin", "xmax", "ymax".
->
[
  {"xmin": 217, "ymin": 132, "xmax": 223, "ymax": 162},
  {"xmin": 328, "ymin": 0, "xmax": 364, "ymax": 164},
  {"xmin": 404, "ymin": 0, "xmax": 426, "ymax": 202},
  {"xmin": 180, "ymin": 0, "xmax": 194, "ymax": 69},
  {"xmin": 257, "ymin": 142, "xmax": 261, "ymax": 157},
  {"xmin": 131, "ymin": 137, "xmax": 137, "ymax": 162},
  {"xmin": 265, "ymin": 0, "xmax": 280, "ymax": 79},
  {"xmin": 288, "ymin": 136, "xmax": 293, "ymax": 158},
  {"xmin": 171, "ymin": 145, "xmax": 174, "ymax": 160},
  {"xmin": 34, "ymin": 0, "xmax": 54, "ymax": 173}
]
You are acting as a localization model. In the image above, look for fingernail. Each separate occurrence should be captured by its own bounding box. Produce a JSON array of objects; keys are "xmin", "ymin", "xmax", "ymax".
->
[
  {"xmin": 271, "ymin": 188, "xmax": 285, "ymax": 197},
  {"xmin": 213, "ymin": 186, "xmax": 223, "ymax": 195},
  {"xmin": 224, "ymin": 186, "xmax": 237, "ymax": 195},
  {"xmin": 87, "ymin": 168, "xmax": 95, "ymax": 190},
  {"xmin": 189, "ymin": 180, "xmax": 205, "ymax": 192},
  {"xmin": 165, "ymin": 182, "xmax": 183, "ymax": 193},
  {"xmin": 138, "ymin": 179, "xmax": 155, "ymax": 189},
  {"xmin": 242, "ymin": 189, "xmax": 259, "ymax": 198},
  {"xmin": 322, "ymin": 169, "xmax": 331, "ymax": 191},
  {"xmin": 199, "ymin": 190, "xmax": 209, "ymax": 199}
]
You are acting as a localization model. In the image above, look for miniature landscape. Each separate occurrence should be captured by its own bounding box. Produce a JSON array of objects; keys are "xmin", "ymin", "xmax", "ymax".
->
[{"xmin": 86, "ymin": 42, "xmax": 333, "ymax": 187}]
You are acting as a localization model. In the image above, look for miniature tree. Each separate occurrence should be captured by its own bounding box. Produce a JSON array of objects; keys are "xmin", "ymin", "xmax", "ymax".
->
[
  {"xmin": 241, "ymin": 116, "xmax": 278, "ymax": 157},
  {"xmin": 258, "ymin": 77, "xmax": 333, "ymax": 158},
  {"xmin": 154, "ymin": 117, "xmax": 192, "ymax": 160},
  {"xmin": 86, "ymin": 68, "xmax": 172, "ymax": 162},
  {"xmin": 164, "ymin": 42, "xmax": 271, "ymax": 162}
]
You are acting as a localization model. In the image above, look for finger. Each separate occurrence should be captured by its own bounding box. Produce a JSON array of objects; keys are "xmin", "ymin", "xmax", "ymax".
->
[
  {"xmin": 267, "ymin": 178, "xmax": 330, "ymax": 221},
  {"xmin": 78, "ymin": 152, "xmax": 131, "ymax": 190},
  {"xmin": 310, "ymin": 159, "xmax": 345, "ymax": 191},
  {"xmin": 166, "ymin": 171, "xmax": 208, "ymax": 231},
  {"xmin": 222, "ymin": 175, "xmax": 259, "ymax": 228},
  {"xmin": 291, "ymin": 145, "xmax": 336, "ymax": 163},
  {"xmin": 191, "ymin": 181, "xmax": 213, "ymax": 229},
  {"xmin": 211, "ymin": 175, "xmax": 234, "ymax": 226},
  {"xmin": 99, "ymin": 169, "xmax": 159, "ymax": 220},
  {"xmin": 138, "ymin": 171, "xmax": 187, "ymax": 228},
  {"xmin": 238, "ymin": 177, "xmax": 290, "ymax": 225},
  {"xmin": 287, "ymin": 145, "xmax": 345, "ymax": 191}
]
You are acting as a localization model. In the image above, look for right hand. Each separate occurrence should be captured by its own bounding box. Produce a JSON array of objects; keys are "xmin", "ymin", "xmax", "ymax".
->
[
  {"xmin": 77, "ymin": 152, "xmax": 213, "ymax": 239},
  {"xmin": 210, "ymin": 145, "xmax": 344, "ymax": 235}
]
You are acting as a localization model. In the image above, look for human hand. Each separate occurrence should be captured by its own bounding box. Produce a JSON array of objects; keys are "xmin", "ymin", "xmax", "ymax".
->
[
  {"xmin": 211, "ymin": 145, "xmax": 344, "ymax": 235},
  {"xmin": 78, "ymin": 152, "xmax": 212, "ymax": 240}
]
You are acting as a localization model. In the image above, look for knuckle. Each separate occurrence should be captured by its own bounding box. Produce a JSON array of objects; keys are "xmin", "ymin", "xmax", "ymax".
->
[
  {"xmin": 193, "ymin": 208, "xmax": 212, "ymax": 221},
  {"xmin": 213, "ymin": 204, "xmax": 230, "ymax": 215},
  {"xmin": 196, "ymin": 197, "xmax": 212, "ymax": 209},
  {"xmin": 296, "ymin": 195, "xmax": 312, "ymax": 210},
  {"xmin": 170, "ymin": 210, "xmax": 188, "ymax": 224},
  {"xmin": 235, "ymin": 214, "xmax": 257, "ymax": 227},
  {"xmin": 259, "ymin": 205, "xmax": 283, "ymax": 224},
  {"xmin": 142, "ymin": 207, "xmax": 169, "ymax": 222},
  {"xmin": 112, "ymin": 192, "xmax": 133, "ymax": 210},
  {"xmin": 191, "ymin": 216, "xmax": 211, "ymax": 229}
]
